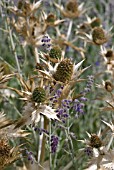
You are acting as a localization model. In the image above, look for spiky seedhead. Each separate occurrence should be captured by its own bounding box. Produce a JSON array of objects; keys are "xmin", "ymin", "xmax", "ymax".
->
[
  {"xmin": 18, "ymin": 1, "xmax": 23, "ymax": 9},
  {"xmin": 105, "ymin": 49, "xmax": 114, "ymax": 59},
  {"xmin": 92, "ymin": 27, "xmax": 107, "ymax": 45},
  {"xmin": 46, "ymin": 13, "xmax": 56, "ymax": 23},
  {"xmin": 90, "ymin": 134, "xmax": 102, "ymax": 148},
  {"xmin": 105, "ymin": 80, "xmax": 113, "ymax": 92},
  {"xmin": 91, "ymin": 18, "xmax": 101, "ymax": 28},
  {"xmin": 0, "ymin": 139, "xmax": 11, "ymax": 166},
  {"xmin": 32, "ymin": 87, "xmax": 46, "ymax": 103},
  {"xmin": 66, "ymin": 0, "xmax": 78, "ymax": 13},
  {"xmin": 49, "ymin": 46, "xmax": 62, "ymax": 60},
  {"xmin": 53, "ymin": 59, "xmax": 73, "ymax": 83},
  {"xmin": 18, "ymin": 0, "xmax": 30, "ymax": 11},
  {"xmin": 0, "ymin": 138, "xmax": 20, "ymax": 169}
]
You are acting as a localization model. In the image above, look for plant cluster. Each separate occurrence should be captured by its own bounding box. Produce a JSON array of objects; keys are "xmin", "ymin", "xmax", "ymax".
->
[{"xmin": 0, "ymin": 0, "xmax": 114, "ymax": 170}]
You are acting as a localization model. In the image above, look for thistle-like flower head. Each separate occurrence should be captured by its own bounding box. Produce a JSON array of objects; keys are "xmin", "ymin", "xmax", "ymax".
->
[
  {"xmin": 53, "ymin": 58, "xmax": 73, "ymax": 83},
  {"xmin": 49, "ymin": 45, "xmax": 62, "ymax": 61},
  {"xmin": 32, "ymin": 87, "xmax": 46, "ymax": 103},
  {"xmin": 0, "ymin": 138, "xmax": 20, "ymax": 169},
  {"xmin": 80, "ymin": 26, "xmax": 112, "ymax": 47},
  {"xmin": 39, "ymin": 57, "xmax": 87, "ymax": 85},
  {"xmin": 8, "ymin": 0, "xmax": 42, "ymax": 17},
  {"xmin": 6, "ymin": 75, "xmax": 60, "ymax": 128},
  {"xmin": 104, "ymin": 80, "xmax": 113, "ymax": 92},
  {"xmin": 92, "ymin": 27, "xmax": 108, "ymax": 45},
  {"xmin": 100, "ymin": 46, "xmax": 114, "ymax": 74},
  {"xmin": 90, "ymin": 134, "xmax": 102, "ymax": 149},
  {"xmin": 54, "ymin": 0, "xmax": 85, "ymax": 19}
]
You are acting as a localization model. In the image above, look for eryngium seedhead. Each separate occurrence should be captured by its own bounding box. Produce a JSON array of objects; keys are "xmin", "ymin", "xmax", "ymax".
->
[
  {"xmin": 53, "ymin": 59, "xmax": 73, "ymax": 83},
  {"xmin": 90, "ymin": 134, "xmax": 102, "ymax": 148},
  {"xmin": 90, "ymin": 18, "xmax": 101, "ymax": 28},
  {"xmin": 105, "ymin": 49, "xmax": 114, "ymax": 59},
  {"xmin": 49, "ymin": 46, "xmax": 62, "ymax": 59},
  {"xmin": 18, "ymin": 0, "xmax": 30, "ymax": 12},
  {"xmin": 66, "ymin": 0, "xmax": 78, "ymax": 13},
  {"xmin": 0, "ymin": 139, "xmax": 11, "ymax": 166},
  {"xmin": 105, "ymin": 80, "xmax": 113, "ymax": 92},
  {"xmin": 46, "ymin": 13, "xmax": 56, "ymax": 23},
  {"xmin": 32, "ymin": 87, "xmax": 46, "ymax": 103},
  {"xmin": 92, "ymin": 27, "xmax": 107, "ymax": 45}
]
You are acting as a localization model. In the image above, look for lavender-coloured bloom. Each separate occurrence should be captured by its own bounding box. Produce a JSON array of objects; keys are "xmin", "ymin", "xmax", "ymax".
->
[
  {"xmin": 56, "ymin": 89, "xmax": 62, "ymax": 97},
  {"xmin": 84, "ymin": 88, "xmax": 91, "ymax": 93},
  {"xmin": 81, "ymin": 75, "xmax": 94, "ymax": 96},
  {"xmin": 41, "ymin": 34, "xmax": 51, "ymax": 50},
  {"xmin": 57, "ymin": 108, "xmax": 64, "ymax": 115},
  {"xmin": 25, "ymin": 150, "xmax": 34, "ymax": 164},
  {"xmin": 95, "ymin": 61, "xmax": 100, "ymax": 66},
  {"xmin": 80, "ymin": 97, "xmax": 88, "ymax": 102},
  {"xmin": 78, "ymin": 109, "xmax": 84, "ymax": 114},
  {"xmin": 74, "ymin": 99, "xmax": 80, "ymax": 103},
  {"xmin": 42, "ymin": 129, "xmax": 49, "ymax": 135},
  {"xmin": 34, "ymin": 127, "xmax": 49, "ymax": 135},
  {"xmin": 51, "ymin": 135, "xmax": 59, "ymax": 153},
  {"xmin": 63, "ymin": 113, "xmax": 69, "ymax": 118},
  {"xmin": 84, "ymin": 147, "xmax": 93, "ymax": 157}
]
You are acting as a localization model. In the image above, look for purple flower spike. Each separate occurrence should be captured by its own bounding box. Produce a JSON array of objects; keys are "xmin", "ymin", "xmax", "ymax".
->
[
  {"xmin": 80, "ymin": 97, "xmax": 88, "ymax": 102},
  {"xmin": 51, "ymin": 135, "xmax": 59, "ymax": 153}
]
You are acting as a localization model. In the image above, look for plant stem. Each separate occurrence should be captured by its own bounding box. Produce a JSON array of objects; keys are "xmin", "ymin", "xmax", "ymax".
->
[
  {"xmin": 39, "ymin": 117, "xmax": 49, "ymax": 167},
  {"xmin": 63, "ymin": 20, "xmax": 73, "ymax": 57},
  {"xmin": 38, "ymin": 116, "xmax": 44, "ymax": 163},
  {"xmin": 62, "ymin": 151, "xmax": 84, "ymax": 170},
  {"xmin": 65, "ymin": 129, "xmax": 75, "ymax": 167},
  {"xmin": 66, "ymin": 20, "xmax": 73, "ymax": 40},
  {"xmin": 33, "ymin": 47, "xmax": 40, "ymax": 64},
  {"xmin": 49, "ymin": 120, "xmax": 52, "ymax": 170},
  {"xmin": 9, "ymin": 30, "xmax": 21, "ymax": 74}
]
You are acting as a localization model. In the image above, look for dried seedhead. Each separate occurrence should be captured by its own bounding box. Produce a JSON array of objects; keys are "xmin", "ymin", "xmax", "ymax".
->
[
  {"xmin": 92, "ymin": 27, "xmax": 108, "ymax": 45},
  {"xmin": 53, "ymin": 59, "xmax": 73, "ymax": 83},
  {"xmin": 0, "ymin": 138, "xmax": 20, "ymax": 169},
  {"xmin": 54, "ymin": 0, "xmax": 85, "ymax": 19}
]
